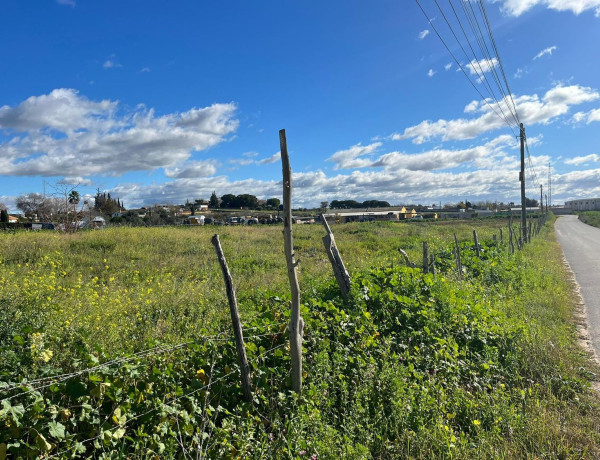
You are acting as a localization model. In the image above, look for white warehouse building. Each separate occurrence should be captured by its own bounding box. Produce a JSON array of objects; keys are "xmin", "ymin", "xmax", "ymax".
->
[{"xmin": 565, "ymin": 198, "xmax": 600, "ymax": 211}]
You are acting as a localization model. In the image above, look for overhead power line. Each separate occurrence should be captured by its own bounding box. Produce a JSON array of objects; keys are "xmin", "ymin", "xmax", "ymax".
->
[{"xmin": 415, "ymin": 0, "xmax": 521, "ymax": 137}]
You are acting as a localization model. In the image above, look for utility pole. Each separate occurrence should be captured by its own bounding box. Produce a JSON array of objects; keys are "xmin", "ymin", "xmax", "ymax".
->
[
  {"xmin": 520, "ymin": 123, "xmax": 527, "ymax": 245},
  {"xmin": 548, "ymin": 162, "xmax": 552, "ymax": 209},
  {"xmin": 540, "ymin": 184, "xmax": 543, "ymax": 215}
]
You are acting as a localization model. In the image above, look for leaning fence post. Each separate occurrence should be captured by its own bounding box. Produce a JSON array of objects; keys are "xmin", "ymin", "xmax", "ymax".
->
[
  {"xmin": 320, "ymin": 214, "xmax": 351, "ymax": 302},
  {"xmin": 398, "ymin": 248, "xmax": 415, "ymax": 268},
  {"xmin": 211, "ymin": 234, "xmax": 253, "ymax": 402},
  {"xmin": 423, "ymin": 241, "xmax": 429, "ymax": 274},
  {"xmin": 473, "ymin": 230, "xmax": 480, "ymax": 258},
  {"xmin": 280, "ymin": 129, "xmax": 303, "ymax": 393},
  {"xmin": 454, "ymin": 233, "xmax": 463, "ymax": 279},
  {"xmin": 500, "ymin": 228, "xmax": 503, "ymax": 243}
]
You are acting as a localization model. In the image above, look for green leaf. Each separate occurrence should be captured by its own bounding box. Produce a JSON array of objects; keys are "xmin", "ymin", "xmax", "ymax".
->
[
  {"xmin": 65, "ymin": 380, "xmax": 88, "ymax": 398},
  {"xmin": 48, "ymin": 421, "xmax": 66, "ymax": 440},
  {"xmin": 1, "ymin": 400, "xmax": 25, "ymax": 427},
  {"xmin": 35, "ymin": 433, "xmax": 52, "ymax": 453}
]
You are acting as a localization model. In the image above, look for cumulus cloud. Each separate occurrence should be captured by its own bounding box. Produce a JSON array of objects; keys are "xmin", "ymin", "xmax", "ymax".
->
[
  {"xmin": 493, "ymin": 0, "xmax": 600, "ymax": 16},
  {"xmin": 58, "ymin": 176, "xmax": 93, "ymax": 186},
  {"xmin": 466, "ymin": 58, "xmax": 499, "ymax": 83},
  {"xmin": 164, "ymin": 160, "xmax": 220, "ymax": 178},
  {"xmin": 390, "ymin": 83, "xmax": 599, "ymax": 144},
  {"xmin": 427, "ymin": 69, "xmax": 436, "ymax": 77},
  {"xmin": 258, "ymin": 152, "xmax": 281, "ymax": 165},
  {"xmin": 533, "ymin": 46, "xmax": 557, "ymax": 60},
  {"xmin": 564, "ymin": 153, "xmax": 600, "ymax": 165},
  {"xmin": 0, "ymin": 88, "xmax": 239, "ymax": 177},
  {"xmin": 445, "ymin": 62, "xmax": 453, "ymax": 71},
  {"xmin": 418, "ymin": 29, "xmax": 430, "ymax": 39},
  {"xmin": 327, "ymin": 142, "xmax": 381, "ymax": 170},
  {"xmin": 572, "ymin": 107, "xmax": 600, "ymax": 124}
]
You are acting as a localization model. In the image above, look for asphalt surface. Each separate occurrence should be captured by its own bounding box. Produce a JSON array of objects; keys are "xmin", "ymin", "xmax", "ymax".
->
[{"xmin": 555, "ymin": 215, "xmax": 600, "ymax": 358}]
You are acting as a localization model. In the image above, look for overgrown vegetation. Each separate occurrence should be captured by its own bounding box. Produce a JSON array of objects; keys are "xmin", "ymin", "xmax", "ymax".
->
[
  {"xmin": 1, "ymin": 220, "xmax": 599, "ymax": 458},
  {"xmin": 578, "ymin": 211, "xmax": 600, "ymax": 229}
]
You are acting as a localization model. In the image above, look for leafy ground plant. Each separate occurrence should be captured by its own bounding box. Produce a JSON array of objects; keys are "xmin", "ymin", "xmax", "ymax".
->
[{"xmin": 1, "ymin": 218, "xmax": 600, "ymax": 458}]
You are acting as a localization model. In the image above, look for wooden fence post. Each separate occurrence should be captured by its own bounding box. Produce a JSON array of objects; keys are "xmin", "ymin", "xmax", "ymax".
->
[
  {"xmin": 423, "ymin": 241, "xmax": 429, "ymax": 274},
  {"xmin": 280, "ymin": 129, "xmax": 303, "ymax": 393},
  {"xmin": 454, "ymin": 233, "xmax": 463, "ymax": 279},
  {"xmin": 320, "ymin": 214, "xmax": 351, "ymax": 302},
  {"xmin": 211, "ymin": 234, "xmax": 253, "ymax": 402},
  {"xmin": 473, "ymin": 230, "xmax": 480, "ymax": 258},
  {"xmin": 500, "ymin": 228, "xmax": 503, "ymax": 243},
  {"xmin": 398, "ymin": 248, "xmax": 415, "ymax": 268}
]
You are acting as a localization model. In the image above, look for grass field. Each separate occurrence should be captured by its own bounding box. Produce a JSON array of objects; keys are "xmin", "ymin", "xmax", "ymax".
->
[
  {"xmin": 2, "ymin": 217, "xmax": 600, "ymax": 458},
  {"xmin": 578, "ymin": 211, "xmax": 600, "ymax": 229}
]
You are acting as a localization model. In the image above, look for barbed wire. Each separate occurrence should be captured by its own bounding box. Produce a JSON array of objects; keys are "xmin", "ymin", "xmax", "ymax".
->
[
  {"xmin": 47, "ymin": 342, "xmax": 287, "ymax": 459},
  {"xmin": 0, "ymin": 326, "xmax": 285, "ymax": 401}
]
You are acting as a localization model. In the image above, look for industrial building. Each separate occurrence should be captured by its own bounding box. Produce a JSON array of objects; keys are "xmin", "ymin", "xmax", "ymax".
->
[{"xmin": 564, "ymin": 199, "xmax": 600, "ymax": 211}]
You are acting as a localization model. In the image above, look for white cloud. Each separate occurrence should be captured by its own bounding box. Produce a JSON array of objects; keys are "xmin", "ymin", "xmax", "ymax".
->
[
  {"xmin": 533, "ymin": 46, "xmax": 557, "ymax": 60},
  {"xmin": 390, "ymin": 84, "xmax": 599, "ymax": 144},
  {"xmin": 327, "ymin": 142, "xmax": 381, "ymax": 170},
  {"xmin": 418, "ymin": 29, "xmax": 430, "ymax": 39},
  {"xmin": 572, "ymin": 107, "xmax": 600, "ymax": 123},
  {"xmin": 427, "ymin": 69, "xmax": 436, "ymax": 77},
  {"xmin": 444, "ymin": 63, "xmax": 453, "ymax": 71},
  {"xmin": 164, "ymin": 160, "xmax": 219, "ymax": 178},
  {"xmin": 564, "ymin": 154, "xmax": 600, "ymax": 165},
  {"xmin": 0, "ymin": 89, "xmax": 239, "ymax": 177},
  {"xmin": 103, "ymin": 60, "xmax": 122, "ymax": 69},
  {"xmin": 466, "ymin": 58, "xmax": 499, "ymax": 82},
  {"xmin": 58, "ymin": 176, "xmax": 93, "ymax": 186},
  {"xmin": 514, "ymin": 67, "xmax": 526, "ymax": 79},
  {"xmin": 56, "ymin": 0, "xmax": 75, "ymax": 6},
  {"xmin": 494, "ymin": 0, "xmax": 600, "ymax": 16},
  {"xmin": 140, "ymin": 67, "xmax": 151, "ymax": 73},
  {"xmin": 258, "ymin": 152, "xmax": 281, "ymax": 165}
]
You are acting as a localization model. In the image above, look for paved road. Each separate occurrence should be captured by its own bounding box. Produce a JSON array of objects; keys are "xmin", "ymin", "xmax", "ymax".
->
[{"xmin": 555, "ymin": 215, "xmax": 600, "ymax": 358}]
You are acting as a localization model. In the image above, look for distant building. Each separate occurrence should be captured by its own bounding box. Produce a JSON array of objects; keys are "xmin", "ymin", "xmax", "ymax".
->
[{"xmin": 565, "ymin": 199, "xmax": 600, "ymax": 211}]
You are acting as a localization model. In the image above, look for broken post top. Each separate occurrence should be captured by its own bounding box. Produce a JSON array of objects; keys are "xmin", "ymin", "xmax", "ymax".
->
[{"xmin": 320, "ymin": 213, "xmax": 332, "ymax": 235}]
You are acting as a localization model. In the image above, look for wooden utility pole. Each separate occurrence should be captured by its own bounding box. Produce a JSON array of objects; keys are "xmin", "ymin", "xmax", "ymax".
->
[
  {"xmin": 473, "ymin": 230, "xmax": 480, "ymax": 258},
  {"xmin": 280, "ymin": 129, "xmax": 303, "ymax": 393},
  {"xmin": 540, "ymin": 184, "xmax": 543, "ymax": 216},
  {"xmin": 211, "ymin": 235, "xmax": 253, "ymax": 402},
  {"xmin": 520, "ymin": 123, "xmax": 527, "ymax": 246},
  {"xmin": 423, "ymin": 241, "xmax": 429, "ymax": 274},
  {"xmin": 321, "ymin": 214, "xmax": 351, "ymax": 301}
]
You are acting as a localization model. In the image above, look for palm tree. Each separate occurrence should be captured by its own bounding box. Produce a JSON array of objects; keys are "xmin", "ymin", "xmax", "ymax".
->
[{"xmin": 68, "ymin": 191, "xmax": 80, "ymax": 232}]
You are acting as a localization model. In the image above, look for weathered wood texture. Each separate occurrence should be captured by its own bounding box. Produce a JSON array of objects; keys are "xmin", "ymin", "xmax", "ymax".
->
[
  {"xmin": 211, "ymin": 234, "xmax": 253, "ymax": 402},
  {"xmin": 321, "ymin": 214, "xmax": 351, "ymax": 301},
  {"xmin": 280, "ymin": 129, "xmax": 303, "ymax": 393}
]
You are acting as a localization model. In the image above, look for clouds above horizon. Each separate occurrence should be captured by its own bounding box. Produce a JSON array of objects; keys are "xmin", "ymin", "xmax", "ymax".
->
[
  {"xmin": 390, "ymin": 83, "xmax": 599, "ymax": 144},
  {"xmin": 0, "ymin": 88, "xmax": 238, "ymax": 178},
  {"xmin": 494, "ymin": 0, "xmax": 600, "ymax": 16}
]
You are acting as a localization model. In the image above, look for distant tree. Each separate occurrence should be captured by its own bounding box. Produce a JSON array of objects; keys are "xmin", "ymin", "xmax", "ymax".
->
[
  {"xmin": 524, "ymin": 197, "xmax": 539, "ymax": 207},
  {"xmin": 94, "ymin": 190, "xmax": 121, "ymax": 216},
  {"xmin": 320, "ymin": 201, "xmax": 329, "ymax": 210},
  {"xmin": 0, "ymin": 209, "xmax": 8, "ymax": 223},
  {"xmin": 209, "ymin": 191, "xmax": 219, "ymax": 208},
  {"xmin": 330, "ymin": 199, "xmax": 362, "ymax": 209},
  {"xmin": 0, "ymin": 202, "xmax": 6, "ymax": 211},
  {"xmin": 220, "ymin": 194, "xmax": 236, "ymax": 208},
  {"xmin": 266, "ymin": 198, "xmax": 280, "ymax": 209},
  {"xmin": 235, "ymin": 194, "xmax": 259, "ymax": 209},
  {"xmin": 16, "ymin": 193, "xmax": 46, "ymax": 221},
  {"xmin": 362, "ymin": 200, "xmax": 391, "ymax": 208}
]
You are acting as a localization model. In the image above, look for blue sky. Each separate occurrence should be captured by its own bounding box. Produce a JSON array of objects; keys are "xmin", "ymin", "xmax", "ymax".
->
[{"xmin": 1, "ymin": 0, "xmax": 599, "ymax": 212}]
